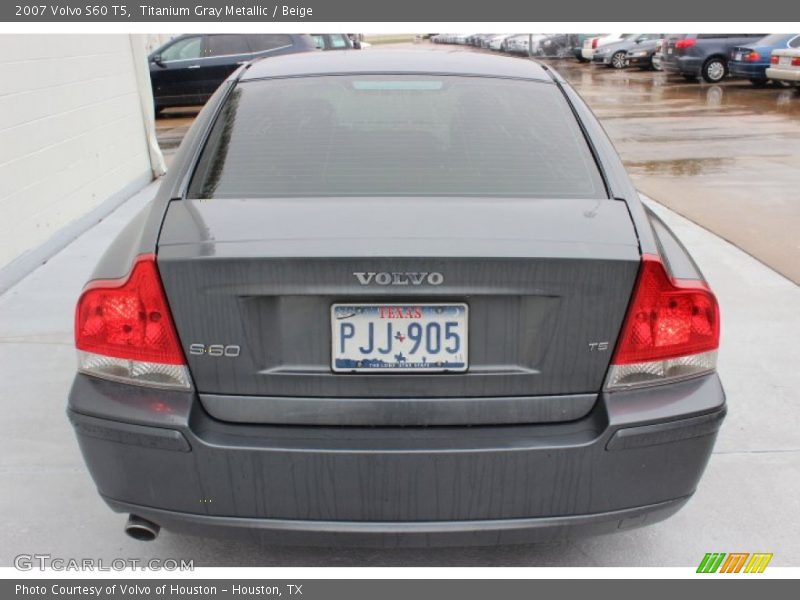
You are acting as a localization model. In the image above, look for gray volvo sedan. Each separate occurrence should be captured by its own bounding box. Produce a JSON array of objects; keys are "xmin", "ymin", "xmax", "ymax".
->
[{"xmin": 68, "ymin": 50, "xmax": 724, "ymax": 546}]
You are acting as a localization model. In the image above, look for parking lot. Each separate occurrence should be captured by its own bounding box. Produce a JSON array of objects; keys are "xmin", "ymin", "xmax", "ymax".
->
[
  {"xmin": 556, "ymin": 59, "xmax": 800, "ymax": 286},
  {"xmin": 1, "ymin": 41, "xmax": 799, "ymax": 568}
]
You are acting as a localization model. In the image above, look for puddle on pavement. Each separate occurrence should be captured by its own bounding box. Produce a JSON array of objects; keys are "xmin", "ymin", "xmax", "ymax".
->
[
  {"xmin": 624, "ymin": 157, "xmax": 735, "ymax": 177},
  {"xmin": 546, "ymin": 60, "xmax": 800, "ymax": 119}
]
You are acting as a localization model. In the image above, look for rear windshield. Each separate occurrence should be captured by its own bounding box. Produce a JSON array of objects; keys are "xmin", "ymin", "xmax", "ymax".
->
[{"xmin": 187, "ymin": 75, "xmax": 606, "ymax": 199}]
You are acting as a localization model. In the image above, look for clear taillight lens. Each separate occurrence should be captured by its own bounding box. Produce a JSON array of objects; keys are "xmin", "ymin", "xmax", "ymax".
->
[
  {"xmin": 605, "ymin": 254, "xmax": 720, "ymax": 390},
  {"xmin": 74, "ymin": 254, "xmax": 192, "ymax": 390}
]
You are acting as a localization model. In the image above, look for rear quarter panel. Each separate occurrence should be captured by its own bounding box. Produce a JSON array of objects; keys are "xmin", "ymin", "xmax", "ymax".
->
[{"xmin": 88, "ymin": 80, "xmax": 235, "ymax": 281}]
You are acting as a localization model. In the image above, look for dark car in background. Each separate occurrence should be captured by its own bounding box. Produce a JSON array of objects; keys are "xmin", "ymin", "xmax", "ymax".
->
[
  {"xmin": 592, "ymin": 34, "xmax": 662, "ymax": 68},
  {"xmin": 661, "ymin": 33, "xmax": 768, "ymax": 82},
  {"xmin": 69, "ymin": 51, "xmax": 724, "ymax": 546},
  {"xmin": 729, "ymin": 34, "xmax": 800, "ymax": 86},
  {"xmin": 536, "ymin": 34, "xmax": 576, "ymax": 58},
  {"xmin": 149, "ymin": 34, "xmax": 317, "ymax": 113},
  {"xmin": 625, "ymin": 38, "xmax": 663, "ymax": 70}
]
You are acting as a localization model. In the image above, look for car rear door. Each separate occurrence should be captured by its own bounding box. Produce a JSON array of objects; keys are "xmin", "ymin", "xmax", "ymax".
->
[{"xmin": 150, "ymin": 35, "xmax": 207, "ymax": 105}]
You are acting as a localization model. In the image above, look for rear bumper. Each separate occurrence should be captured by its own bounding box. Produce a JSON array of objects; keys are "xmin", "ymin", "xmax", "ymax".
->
[
  {"xmin": 626, "ymin": 55, "xmax": 652, "ymax": 67},
  {"xmin": 103, "ymin": 496, "xmax": 690, "ymax": 548},
  {"xmin": 68, "ymin": 373, "xmax": 726, "ymax": 546},
  {"xmin": 766, "ymin": 67, "xmax": 800, "ymax": 82},
  {"xmin": 662, "ymin": 56, "xmax": 702, "ymax": 76},
  {"xmin": 729, "ymin": 62, "xmax": 767, "ymax": 79}
]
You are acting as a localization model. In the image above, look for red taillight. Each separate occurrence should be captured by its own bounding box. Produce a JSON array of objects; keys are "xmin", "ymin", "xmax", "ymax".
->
[
  {"xmin": 612, "ymin": 255, "xmax": 719, "ymax": 364},
  {"xmin": 793, "ymin": 57, "xmax": 800, "ymax": 67},
  {"xmin": 592, "ymin": 38, "xmax": 599, "ymax": 49},
  {"xmin": 75, "ymin": 254, "xmax": 191, "ymax": 389},
  {"xmin": 606, "ymin": 254, "xmax": 719, "ymax": 389},
  {"xmin": 770, "ymin": 55, "xmax": 780, "ymax": 64},
  {"xmin": 745, "ymin": 51, "xmax": 761, "ymax": 62},
  {"xmin": 675, "ymin": 38, "xmax": 696, "ymax": 50}
]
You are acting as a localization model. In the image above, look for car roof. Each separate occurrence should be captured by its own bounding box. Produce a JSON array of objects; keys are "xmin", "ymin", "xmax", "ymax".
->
[{"xmin": 240, "ymin": 49, "xmax": 554, "ymax": 82}]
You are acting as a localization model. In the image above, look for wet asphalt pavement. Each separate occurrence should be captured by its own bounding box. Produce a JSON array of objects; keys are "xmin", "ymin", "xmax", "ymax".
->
[
  {"xmin": 553, "ymin": 59, "xmax": 800, "ymax": 285},
  {"xmin": 157, "ymin": 43, "xmax": 800, "ymax": 283}
]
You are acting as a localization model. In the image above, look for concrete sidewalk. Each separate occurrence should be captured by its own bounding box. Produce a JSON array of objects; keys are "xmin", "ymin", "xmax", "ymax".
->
[{"xmin": 0, "ymin": 183, "xmax": 798, "ymax": 567}]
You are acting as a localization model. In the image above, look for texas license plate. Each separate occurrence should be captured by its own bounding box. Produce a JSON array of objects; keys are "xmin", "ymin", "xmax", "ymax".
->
[
  {"xmin": 780, "ymin": 56, "xmax": 791, "ymax": 65},
  {"xmin": 331, "ymin": 303, "xmax": 468, "ymax": 373},
  {"xmin": 735, "ymin": 52, "xmax": 743, "ymax": 61}
]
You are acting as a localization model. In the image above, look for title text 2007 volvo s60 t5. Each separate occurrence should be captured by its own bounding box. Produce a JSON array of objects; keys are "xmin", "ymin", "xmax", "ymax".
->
[{"xmin": 68, "ymin": 50, "xmax": 724, "ymax": 546}]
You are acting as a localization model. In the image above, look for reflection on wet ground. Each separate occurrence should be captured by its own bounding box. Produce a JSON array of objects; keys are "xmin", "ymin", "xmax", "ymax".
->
[
  {"xmin": 542, "ymin": 60, "xmax": 800, "ymax": 284},
  {"xmin": 155, "ymin": 106, "xmax": 202, "ymax": 167},
  {"xmin": 154, "ymin": 46, "xmax": 800, "ymax": 283},
  {"xmin": 626, "ymin": 157, "xmax": 735, "ymax": 177}
]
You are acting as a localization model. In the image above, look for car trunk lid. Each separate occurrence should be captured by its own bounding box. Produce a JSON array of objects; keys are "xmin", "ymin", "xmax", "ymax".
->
[{"xmin": 157, "ymin": 197, "xmax": 640, "ymax": 424}]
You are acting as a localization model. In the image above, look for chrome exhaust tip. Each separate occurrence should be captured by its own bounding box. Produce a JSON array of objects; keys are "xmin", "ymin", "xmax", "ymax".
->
[{"xmin": 124, "ymin": 514, "xmax": 160, "ymax": 541}]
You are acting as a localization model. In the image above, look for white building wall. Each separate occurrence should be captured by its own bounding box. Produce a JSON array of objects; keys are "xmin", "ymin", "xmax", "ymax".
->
[{"xmin": 0, "ymin": 34, "xmax": 153, "ymax": 272}]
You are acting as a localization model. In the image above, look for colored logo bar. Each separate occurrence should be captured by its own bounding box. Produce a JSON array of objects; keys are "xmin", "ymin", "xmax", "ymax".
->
[{"xmin": 697, "ymin": 553, "xmax": 773, "ymax": 573}]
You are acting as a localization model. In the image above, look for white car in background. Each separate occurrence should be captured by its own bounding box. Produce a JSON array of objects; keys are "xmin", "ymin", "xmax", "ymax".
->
[
  {"xmin": 488, "ymin": 34, "xmax": 515, "ymax": 51},
  {"xmin": 766, "ymin": 48, "xmax": 800, "ymax": 85},
  {"xmin": 582, "ymin": 34, "xmax": 630, "ymax": 60},
  {"xmin": 434, "ymin": 33, "xmax": 468, "ymax": 44},
  {"xmin": 506, "ymin": 34, "xmax": 547, "ymax": 55},
  {"xmin": 504, "ymin": 34, "xmax": 528, "ymax": 54},
  {"xmin": 452, "ymin": 33, "xmax": 473, "ymax": 45},
  {"xmin": 528, "ymin": 34, "xmax": 552, "ymax": 55},
  {"xmin": 652, "ymin": 38, "xmax": 664, "ymax": 70}
]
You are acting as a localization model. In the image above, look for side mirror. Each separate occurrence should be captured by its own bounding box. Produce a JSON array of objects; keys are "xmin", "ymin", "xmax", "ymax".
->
[
  {"xmin": 353, "ymin": 40, "xmax": 362, "ymax": 49},
  {"xmin": 151, "ymin": 54, "xmax": 165, "ymax": 67}
]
